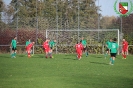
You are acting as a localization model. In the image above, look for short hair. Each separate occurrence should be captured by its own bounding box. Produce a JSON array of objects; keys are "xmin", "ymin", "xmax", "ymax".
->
[
  {"xmin": 14, "ymin": 36, "xmax": 17, "ymax": 38},
  {"xmin": 113, "ymin": 38, "xmax": 117, "ymax": 41}
]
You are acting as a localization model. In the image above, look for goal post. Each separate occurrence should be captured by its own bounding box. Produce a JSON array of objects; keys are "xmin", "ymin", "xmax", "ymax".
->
[{"xmin": 46, "ymin": 29, "xmax": 120, "ymax": 55}]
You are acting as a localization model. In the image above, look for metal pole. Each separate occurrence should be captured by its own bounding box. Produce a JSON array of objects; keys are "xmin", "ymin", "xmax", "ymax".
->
[
  {"xmin": 120, "ymin": 16, "xmax": 122, "ymax": 34},
  {"xmin": 16, "ymin": 0, "xmax": 18, "ymax": 39},
  {"xmin": 36, "ymin": 0, "xmax": 38, "ymax": 45},
  {"xmin": 56, "ymin": 0, "xmax": 58, "ymax": 54},
  {"xmin": 78, "ymin": 0, "xmax": 80, "ymax": 42},
  {"xmin": 118, "ymin": 29, "xmax": 120, "ymax": 55},
  {"xmin": 98, "ymin": 0, "xmax": 100, "ymax": 41},
  {"xmin": 45, "ymin": 30, "xmax": 47, "ymax": 39}
]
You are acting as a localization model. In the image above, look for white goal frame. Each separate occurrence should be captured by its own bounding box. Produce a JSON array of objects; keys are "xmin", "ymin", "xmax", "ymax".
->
[{"xmin": 46, "ymin": 29, "xmax": 120, "ymax": 55}]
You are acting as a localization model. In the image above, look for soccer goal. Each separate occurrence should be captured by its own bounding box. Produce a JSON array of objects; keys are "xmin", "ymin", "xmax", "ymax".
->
[{"xmin": 46, "ymin": 29, "xmax": 120, "ymax": 54}]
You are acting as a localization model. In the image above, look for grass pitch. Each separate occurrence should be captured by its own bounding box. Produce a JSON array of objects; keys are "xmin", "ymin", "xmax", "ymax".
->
[{"xmin": 0, "ymin": 54, "xmax": 133, "ymax": 88}]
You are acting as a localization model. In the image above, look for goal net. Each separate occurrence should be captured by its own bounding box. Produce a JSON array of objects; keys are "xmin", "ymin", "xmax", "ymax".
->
[{"xmin": 46, "ymin": 29, "xmax": 120, "ymax": 54}]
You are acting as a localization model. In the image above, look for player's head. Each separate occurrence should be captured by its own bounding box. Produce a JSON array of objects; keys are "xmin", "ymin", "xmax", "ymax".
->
[
  {"xmin": 81, "ymin": 37, "xmax": 84, "ymax": 40},
  {"xmin": 80, "ymin": 40, "xmax": 82, "ymax": 43},
  {"xmin": 54, "ymin": 40, "xmax": 56, "ymax": 42},
  {"xmin": 110, "ymin": 38, "xmax": 112, "ymax": 42},
  {"xmin": 32, "ymin": 42, "xmax": 35, "ymax": 44},
  {"xmin": 29, "ymin": 39, "xmax": 31, "ymax": 42},
  {"xmin": 113, "ymin": 38, "xmax": 117, "ymax": 42},
  {"xmin": 14, "ymin": 36, "xmax": 17, "ymax": 40},
  {"xmin": 123, "ymin": 38, "xmax": 125, "ymax": 41},
  {"xmin": 46, "ymin": 38, "xmax": 49, "ymax": 42}
]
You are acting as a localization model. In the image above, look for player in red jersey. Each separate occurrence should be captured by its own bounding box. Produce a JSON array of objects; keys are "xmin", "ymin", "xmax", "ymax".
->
[
  {"xmin": 26, "ymin": 42, "xmax": 35, "ymax": 58},
  {"xmin": 122, "ymin": 39, "xmax": 128, "ymax": 59},
  {"xmin": 43, "ymin": 39, "xmax": 51, "ymax": 58},
  {"xmin": 75, "ymin": 41, "xmax": 83, "ymax": 60}
]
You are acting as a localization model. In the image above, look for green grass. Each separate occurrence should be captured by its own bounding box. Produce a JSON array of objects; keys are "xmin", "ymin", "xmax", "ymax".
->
[{"xmin": 0, "ymin": 54, "xmax": 133, "ymax": 88}]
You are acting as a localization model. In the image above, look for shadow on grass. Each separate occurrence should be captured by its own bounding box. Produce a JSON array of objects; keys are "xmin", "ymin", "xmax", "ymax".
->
[
  {"xmin": 90, "ymin": 61, "xmax": 109, "ymax": 65},
  {"xmin": 0, "ymin": 55, "xmax": 10, "ymax": 58},
  {"xmin": 19, "ymin": 55, "xmax": 25, "ymax": 57},
  {"xmin": 65, "ymin": 54, "xmax": 76, "ymax": 56}
]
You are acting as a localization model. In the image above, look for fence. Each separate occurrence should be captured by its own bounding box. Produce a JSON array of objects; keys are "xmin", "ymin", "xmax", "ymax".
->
[{"xmin": 0, "ymin": 0, "xmax": 133, "ymax": 54}]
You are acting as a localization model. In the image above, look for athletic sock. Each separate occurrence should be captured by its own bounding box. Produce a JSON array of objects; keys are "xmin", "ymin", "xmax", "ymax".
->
[
  {"xmin": 105, "ymin": 53, "xmax": 107, "ymax": 57},
  {"xmin": 124, "ymin": 54, "xmax": 126, "ymax": 58},
  {"xmin": 11, "ymin": 53, "xmax": 14, "ymax": 57},
  {"xmin": 28, "ymin": 51, "xmax": 31, "ymax": 57},
  {"xmin": 14, "ymin": 52, "xmax": 16, "ymax": 56},
  {"xmin": 86, "ymin": 52, "xmax": 88, "ymax": 56},
  {"xmin": 112, "ymin": 59, "xmax": 114, "ymax": 64},
  {"xmin": 78, "ymin": 54, "xmax": 80, "ymax": 59},
  {"xmin": 110, "ymin": 58, "xmax": 112, "ymax": 61},
  {"xmin": 122, "ymin": 54, "xmax": 125, "ymax": 58},
  {"xmin": 50, "ymin": 52, "xmax": 52, "ymax": 57}
]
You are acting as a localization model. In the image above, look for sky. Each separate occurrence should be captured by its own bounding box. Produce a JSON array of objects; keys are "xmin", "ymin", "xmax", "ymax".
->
[
  {"xmin": 3, "ymin": 0, "xmax": 133, "ymax": 17},
  {"xmin": 95, "ymin": 0, "xmax": 132, "ymax": 17}
]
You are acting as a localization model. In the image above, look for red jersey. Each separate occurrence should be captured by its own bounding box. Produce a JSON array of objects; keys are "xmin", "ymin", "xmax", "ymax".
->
[
  {"xmin": 122, "ymin": 41, "xmax": 128, "ymax": 49},
  {"xmin": 27, "ymin": 43, "xmax": 34, "ymax": 50},
  {"xmin": 43, "ymin": 41, "xmax": 50, "ymax": 49},
  {"xmin": 75, "ymin": 43, "xmax": 83, "ymax": 51}
]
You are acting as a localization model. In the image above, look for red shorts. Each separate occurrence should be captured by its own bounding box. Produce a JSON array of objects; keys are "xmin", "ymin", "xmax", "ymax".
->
[
  {"xmin": 76, "ymin": 50, "xmax": 82, "ymax": 55},
  {"xmin": 26, "ymin": 48, "xmax": 31, "ymax": 51},
  {"xmin": 122, "ymin": 49, "xmax": 127, "ymax": 53},
  {"xmin": 44, "ymin": 48, "xmax": 50, "ymax": 53}
]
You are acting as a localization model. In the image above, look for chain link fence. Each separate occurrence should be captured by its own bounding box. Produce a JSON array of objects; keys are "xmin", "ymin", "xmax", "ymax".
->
[{"xmin": 0, "ymin": 15, "xmax": 133, "ymax": 54}]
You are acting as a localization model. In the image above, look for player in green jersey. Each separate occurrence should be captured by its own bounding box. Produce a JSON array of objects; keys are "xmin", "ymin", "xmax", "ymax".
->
[
  {"xmin": 49, "ymin": 39, "xmax": 56, "ymax": 58},
  {"xmin": 105, "ymin": 39, "xmax": 112, "ymax": 59},
  {"xmin": 110, "ymin": 38, "xmax": 119, "ymax": 65},
  {"xmin": 106, "ymin": 39, "xmax": 112, "ymax": 54},
  {"xmin": 26, "ymin": 39, "xmax": 31, "ymax": 46},
  {"xmin": 25, "ymin": 39, "xmax": 31, "ymax": 56},
  {"xmin": 10, "ymin": 36, "xmax": 18, "ymax": 58},
  {"xmin": 81, "ymin": 37, "xmax": 88, "ymax": 57}
]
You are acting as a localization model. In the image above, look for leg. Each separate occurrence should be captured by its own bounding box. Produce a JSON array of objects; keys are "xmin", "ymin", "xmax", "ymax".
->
[
  {"xmin": 49, "ymin": 49, "xmax": 53, "ymax": 58},
  {"xmin": 27, "ymin": 50, "xmax": 31, "ymax": 58},
  {"xmin": 105, "ymin": 49, "xmax": 109, "ymax": 58},
  {"xmin": 122, "ymin": 49, "xmax": 125, "ymax": 59},
  {"xmin": 109, "ymin": 57, "xmax": 112, "ymax": 64},
  {"xmin": 11, "ymin": 50, "xmax": 15, "ymax": 58},
  {"xmin": 14, "ymin": 50, "xmax": 17, "ymax": 57},
  {"xmin": 111, "ymin": 57, "xmax": 115, "ymax": 65},
  {"xmin": 109, "ymin": 53, "xmax": 112, "ymax": 64},
  {"xmin": 124, "ymin": 51, "xmax": 127, "ymax": 59},
  {"xmin": 85, "ymin": 49, "xmax": 88, "ymax": 57},
  {"xmin": 122, "ymin": 49, "xmax": 126, "ymax": 59}
]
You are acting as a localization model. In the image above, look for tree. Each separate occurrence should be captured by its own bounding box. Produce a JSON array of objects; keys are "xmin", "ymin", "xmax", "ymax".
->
[
  {"xmin": 0, "ymin": 0, "xmax": 7, "ymax": 30},
  {"xmin": 100, "ymin": 16, "xmax": 116, "ymax": 29},
  {"xmin": 0, "ymin": 0, "xmax": 4, "ymax": 18},
  {"xmin": 5, "ymin": 0, "xmax": 99, "ymax": 30}
]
